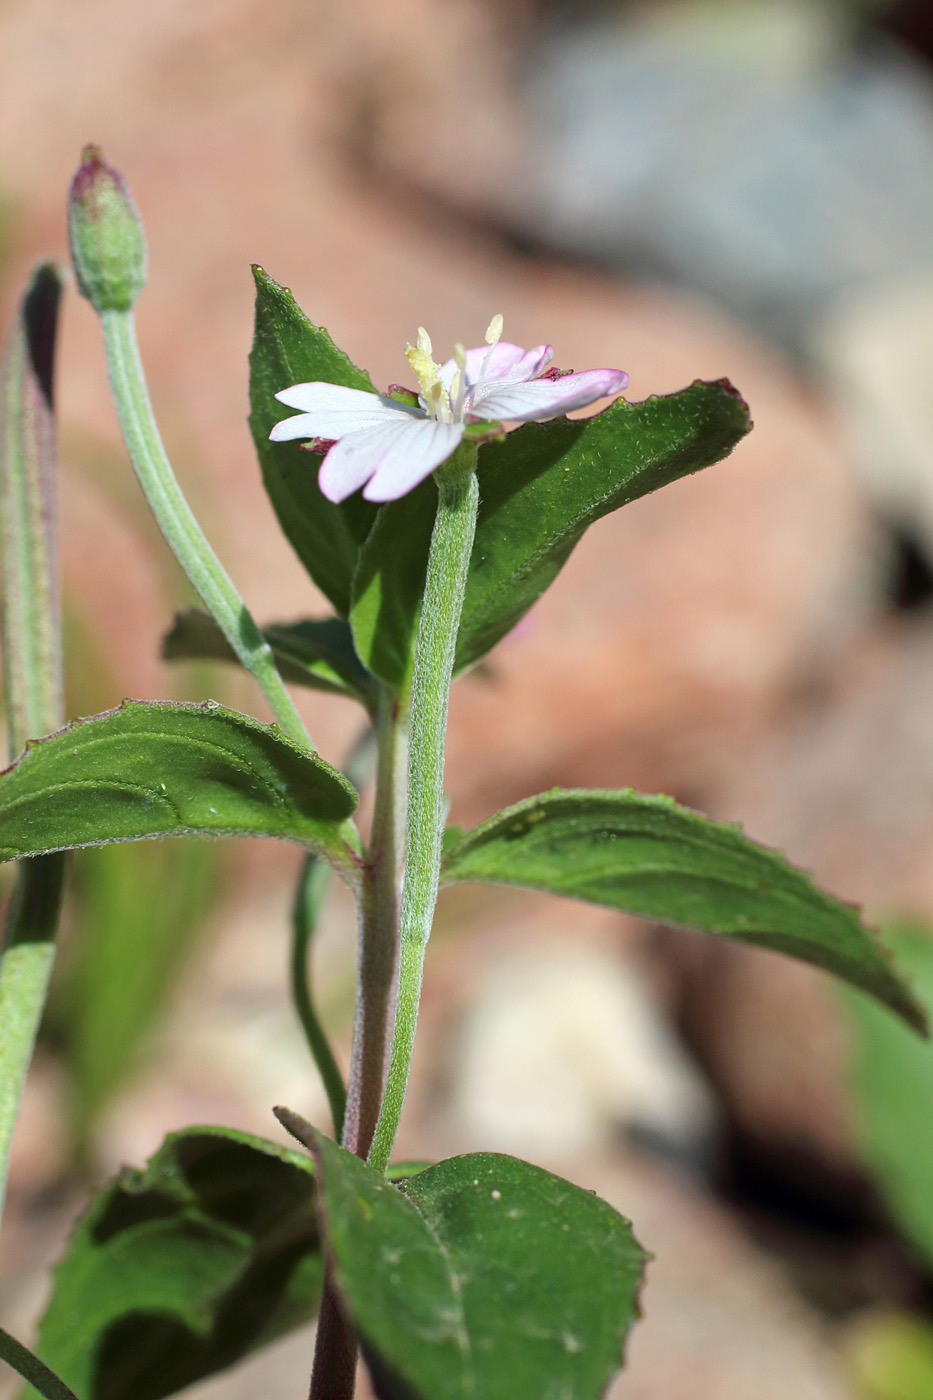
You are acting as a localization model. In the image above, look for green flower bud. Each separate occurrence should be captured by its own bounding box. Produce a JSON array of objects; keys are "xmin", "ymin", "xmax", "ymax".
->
[{"xmin": 68, "ymin": 144, "xmax": 147, "ymax": 312}]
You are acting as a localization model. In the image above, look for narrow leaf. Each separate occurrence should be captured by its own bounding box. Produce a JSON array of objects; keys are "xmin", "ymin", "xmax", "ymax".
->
[
  {"xmin": 351, "ymin": 380, "xmax": 752, "ymax": 689},
  {"xmin": 1, "ymin": 260, "xmax": 65, "ymax": 751},
  {"xmin": 248, "ymin": 268, "xmax": 377, "ymax": 615},
  {"xmin": 54, "ymin": 839, "xmax": 219, "ymax": 1150},
  {"xmin": 0, "ymin": 262, "xmax": 67, "ymax": 1221},
  {"xmin": 442, "ymin": 789, "xmax": 924, "ymax": 1031},
  {"xmin": 0, "ymin": 700, "xmax": 357, "ymax": 863},
  {"xmin": 843, "ymin": 924, "xmax": 933, "ymax": 1265},
  {"xmin": 26, "ymin": 1128, "xmax": 322, "ymax": 1400},
  {"xmin": 163, "ymin": 607, "xmax": 376, "ymax": 705},
  {"xmin": 311, "ymin": 1133, "xmax": 648, "ymax": 1400}
]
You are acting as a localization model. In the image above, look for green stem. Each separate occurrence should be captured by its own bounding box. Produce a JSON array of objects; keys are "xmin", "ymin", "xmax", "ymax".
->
[
  {"xmin": 368, "ymin": 453, "xmax": 478, "ymax": 1173},
  {"xmin": 342, "ymin": 685, "xmax": 408, "ymax": 1158},
  {"xmin": 0, "ymin": 1321, "xmax": 80, "ymax": 1400},
  {"xmin": 99, "ymin": 309, "xmax": 312, "ymax": 754},
  {"xmin": 291, "ymin": 855, "xmax": 347, "ymax": 1141}
]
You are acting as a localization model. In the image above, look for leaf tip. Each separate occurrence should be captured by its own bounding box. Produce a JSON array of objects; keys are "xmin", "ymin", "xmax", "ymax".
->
[
  {"xmin": 273, "ymin": 1104, "xmax": 319, "ymax": 1153},
  {"xmin": 699, "ymin": 376, "xmax": 753, "ymax": 427}
]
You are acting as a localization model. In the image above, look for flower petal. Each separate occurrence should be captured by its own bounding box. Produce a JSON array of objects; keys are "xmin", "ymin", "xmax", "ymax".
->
[
  {"xmin": 271, "ymin": 382, "xmax": 421, "ymax": 440},
  {"xmin": 318, "ymin": 418, "xmax": 464, "ymax": 504},
  {"xmin": 470, "ymin": 367, "xmax": 629, "ymax": 423},
  {"xmin": 269, "ymin": 412, "xmax": 326, "ymax": 443},
  {"xmin": 438, "ymin": 341, "xmax": 553, "ymax": 392}
]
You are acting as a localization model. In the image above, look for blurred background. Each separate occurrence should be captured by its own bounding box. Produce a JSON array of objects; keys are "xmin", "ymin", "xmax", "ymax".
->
[{"xmin": 3, "ymin": 0, "xmax": 933, "ymax": 1396}]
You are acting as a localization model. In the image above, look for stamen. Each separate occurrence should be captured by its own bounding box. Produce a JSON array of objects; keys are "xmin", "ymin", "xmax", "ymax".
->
[
  {"xmin": 406, "ymin": 324, "xmax": 446, "ymax": 418},
  {"xmin": 428, "ymin": 380, "xmax": 450, "ymax": 423},
  {"xmin": 478, "ymin": 312, "xmax": 505, "ymax": 393},
  {"xmin": 451, "ymin": 343, "xmax": 468, "ymax": 419}
]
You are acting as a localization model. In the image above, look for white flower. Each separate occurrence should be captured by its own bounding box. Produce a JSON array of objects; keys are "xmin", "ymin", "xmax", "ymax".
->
[{"xmin": 270, "ymin": 315, "xmax": 629, "ymax": 503}]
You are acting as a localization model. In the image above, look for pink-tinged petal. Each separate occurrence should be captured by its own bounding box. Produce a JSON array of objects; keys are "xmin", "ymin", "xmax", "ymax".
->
[
  {"xmin": 511, "ymin": 343, "xmax": 554, "ymax": 381},
  {"xmin": 438, "ymin": 341, "xmax": 544, "ymax": 391},
  {"xmin": 470, "ymin": 367, "xmax": 629, "ymax": 423},
  {"xmin": 272, "ymin": 382, "xmax": 421, "ymax": 440},
  {"xmin": 318, "ymin": 418, "xmax": 463, "ymax": 504},
  {"xmin": 461, "ymin": 345, "xmax": 555, "ymax": 412},
  {"xmin": 364, "ymin": 420, "xmax": 464, "ymax": 502}
]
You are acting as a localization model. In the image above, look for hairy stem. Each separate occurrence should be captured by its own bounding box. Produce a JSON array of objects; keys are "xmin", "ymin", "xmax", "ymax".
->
[
  {"xmin": 99, "ymin": 309, "xmax": 313, "ymax": 754},
  {"xmin": 308, "ymin": 1281, "xmax": 358, "ymax": 1400},
  {"xmin": 368, "ymin": 454, "xmax": 478, "ymax": 1173}
]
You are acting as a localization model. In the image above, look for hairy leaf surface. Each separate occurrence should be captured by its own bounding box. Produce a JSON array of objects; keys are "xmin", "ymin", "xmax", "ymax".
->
[
  {"xmin": 312, "ymin": 1133, "xmax": 647, "ymax": 1400},
  {"xmin": 442, "ymin": 789, "xmax": 924, "ymax": 1030},
  {"xmin": 0, "ymin": 700, "xmax": 356, "ymax": 863}
]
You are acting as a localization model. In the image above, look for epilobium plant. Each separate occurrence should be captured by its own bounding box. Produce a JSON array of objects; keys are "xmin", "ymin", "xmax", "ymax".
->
[{"xmin": 0, "ymin": 146, "xmax": 924, "ymax": 1400}]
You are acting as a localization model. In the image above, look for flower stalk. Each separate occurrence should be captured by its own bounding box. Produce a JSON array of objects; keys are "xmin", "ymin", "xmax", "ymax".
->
[{"xmin": 99, "ymin": 309, "xmax": 314, "ymax": 755}]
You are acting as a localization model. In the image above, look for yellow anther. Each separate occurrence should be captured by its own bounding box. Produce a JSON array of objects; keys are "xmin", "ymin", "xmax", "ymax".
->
[
  {"xmin": 485, "ymin": 313, "xmax": 504, "ymax": 346},
  {"xmin": 406, "ymin": 333, "xmax": 444, "ymax": 413},
  {"xmin": 453, "ymin": 342, "xmax": 467, "ymax": 373}
]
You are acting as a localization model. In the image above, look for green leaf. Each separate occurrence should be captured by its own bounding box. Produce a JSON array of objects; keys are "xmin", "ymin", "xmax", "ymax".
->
[
  {"xmin": 53, "ymin": 839, "xmax": 219, "ymax": 1152},
  {"xmin": 26, "ymin": 1127, "xmax": 322, "ymax": 1400},
  {"xmin": 441, "ymin": 789, "xmax": 925, "ymax": 1031},
  {"xmin": 163, "ymin": 607, "xmax": 376, "ymax": 706},
  {"xmin": 248, "ymin": 267, "xmax": 378, "ymax": 615},
  {"xmin": 460, "ymin": 379, "xmax": 751, "ymax": 671},
  {"xmin": 1, "ymin": 260, "xmax": 65, "ymax": 752},
  {"xmin": 843, "ymin": 924, "xmax": 933, "ymax": 1265},
  {"xmin": 0, "ymin": 261, "xmax": 67, "ymax": 1222},
  {"xmin": 350, "ymin": 477, "xmax": 437, "ymax": 690},
  {"xmin": 0, "ymin": 699, "xmax": 357, "ymax": 864},
  {"xmin": 311, "ymin": 1133, "xmax": 648, "ymax": 1400},
  {"xmin": 351, "ymin": 380, "xmax": 752, "ymax": 689}
]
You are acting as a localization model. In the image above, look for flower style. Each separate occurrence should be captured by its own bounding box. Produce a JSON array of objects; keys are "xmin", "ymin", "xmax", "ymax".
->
[{"xmin": 270, "ymin": 314, "xmax": 629, "ymax": 503}]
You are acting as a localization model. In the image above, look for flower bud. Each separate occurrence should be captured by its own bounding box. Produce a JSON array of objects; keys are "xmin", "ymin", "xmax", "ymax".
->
[{"xmin": 68, "ymin": 145, "xmax": 147, "ymax": 312}]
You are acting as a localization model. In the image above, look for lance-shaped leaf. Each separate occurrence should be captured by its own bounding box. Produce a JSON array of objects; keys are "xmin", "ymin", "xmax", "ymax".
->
[
  {"xmin": 0, "ymin": 700, "xmax": 357, "ymax": 864},
  {"xmin": 24, "ymin": 1128, "xmax": 323, "ymax": 1400},
  {"xmin": 441, "ymin": 789, "xmax": 924, "ymax": 1031},
  {"xmin": 1, "ymin": 261, "xmax": 65, "ymax": 750},
  {"xmin": 162, "ymin": 607, "xmax": 376, "ymax": 706},
  {"xmin": 351, "ymin": 380, "xmax": 751, "ymax": 688},
  {"xmin": 843, "ymin": 924, "xmax": 933, "ymax": 1265},
  {"xmin": 249, "ymin": 267, "xmax": 378, "ymax": 616},
  {"xmin": 310, "ymin": 1132, "xmax": 648, "ymax": 1400},
  {"xmin": 0, "ymin": 261, "xmax": 67, "ymax": 1220},
  {"xmin": 55, "ymin": 839, "xmax": 219, "ymax": 1151}
]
